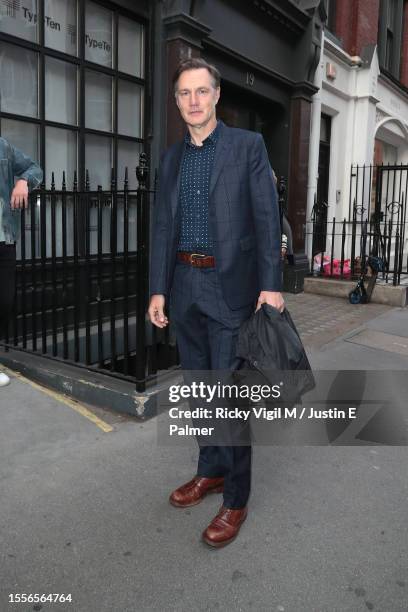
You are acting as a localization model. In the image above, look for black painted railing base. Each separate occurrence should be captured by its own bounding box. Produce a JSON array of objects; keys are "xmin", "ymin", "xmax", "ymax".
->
[{"xmin": 0, "ymin": 344, "xmax": 181, "ymax": 419}]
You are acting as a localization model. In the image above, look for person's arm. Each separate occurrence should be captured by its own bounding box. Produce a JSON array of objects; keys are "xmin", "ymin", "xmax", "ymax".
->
[
  {"xmin": 248, "ymin": 134, "xmax": 284, "ymax": 312},
  {"xmin": 9, "ymin": 143, "xmax": 43, "ymax": 209},
  {"xmin": 10, "ymin": 143, "xmax": 43, "ymax": 190}
]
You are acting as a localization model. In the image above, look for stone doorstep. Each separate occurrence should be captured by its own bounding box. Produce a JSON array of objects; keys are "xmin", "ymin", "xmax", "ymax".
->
[{"xmin": 304, "ymin": 277, "xmax": 408, "ymax": 308}]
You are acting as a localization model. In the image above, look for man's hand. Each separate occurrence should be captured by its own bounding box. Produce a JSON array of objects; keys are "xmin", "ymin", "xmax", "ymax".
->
[
  {"xmin": 10, "ymin": 179, "xmax": 29, "ymax": 209},
  {"xmin": 256, "ymin": 290, "xmax": 285, "ymax": 313},
  {"xmin": 148, "ymin": 294, "xmax": 169, "ymax": 328}
]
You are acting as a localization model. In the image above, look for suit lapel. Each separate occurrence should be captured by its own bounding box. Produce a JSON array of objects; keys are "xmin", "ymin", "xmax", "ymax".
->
[
  {"xmin": 169, "ymin": 141, "xmax": 185, "ymax": 218},
  {"xmin": 209, "ymin": 121, "xmax": 233, "ymax": 197}
]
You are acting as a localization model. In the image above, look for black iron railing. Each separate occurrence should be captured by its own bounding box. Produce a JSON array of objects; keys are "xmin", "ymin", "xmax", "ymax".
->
[
  {"xmin": 308, "ymin": 163, "xmax": 408, "ymax": 285},
  {"xmin": 2, "ymin": 154, "xmax": 178, "ymax": 391}
]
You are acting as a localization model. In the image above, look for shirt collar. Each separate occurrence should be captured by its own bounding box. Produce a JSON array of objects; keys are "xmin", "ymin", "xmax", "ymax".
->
[{"xmin": 184, "ymin": 120, "xmax": 220, "ymax": 147}]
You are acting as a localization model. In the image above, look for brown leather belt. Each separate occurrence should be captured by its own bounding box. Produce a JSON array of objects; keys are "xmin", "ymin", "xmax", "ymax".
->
[{"xmin": 177, "ymin": 251, "xmax": 215, "ymax": 268}]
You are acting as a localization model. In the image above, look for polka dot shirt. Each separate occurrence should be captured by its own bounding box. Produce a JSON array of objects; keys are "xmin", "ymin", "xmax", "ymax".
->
[{"xmin": 177, "ymin": 122, "xmax": 219, "ymax": 254}]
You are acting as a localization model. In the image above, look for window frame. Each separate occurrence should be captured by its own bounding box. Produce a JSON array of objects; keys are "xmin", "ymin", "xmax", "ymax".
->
[
  {"xmin": 378, "ymin": 0, "xmax": 404, "ymax": 80},
  {"xmin": 326, "ymin": 0, "xmax": 337, "ymax": 35}
]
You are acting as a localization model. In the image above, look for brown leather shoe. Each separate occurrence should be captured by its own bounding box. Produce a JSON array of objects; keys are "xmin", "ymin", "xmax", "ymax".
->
[
  {"xmin": 202, "ymin": 505, "xmax": 248, "ymax": 547},
  {"xmin": 169, "ymin": 476, "xmax": 224, "ymax": 508}
]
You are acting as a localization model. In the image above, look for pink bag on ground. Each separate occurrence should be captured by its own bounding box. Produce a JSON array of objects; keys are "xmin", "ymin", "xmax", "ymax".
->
[{"xmin": 314, "ymin": 254, "xmax": 351, "ymax": 278}]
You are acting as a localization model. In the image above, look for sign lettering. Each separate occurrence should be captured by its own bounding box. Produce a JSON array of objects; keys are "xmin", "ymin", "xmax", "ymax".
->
[
  {"xmin": 22, "ymin": 6, "xmax": 61, "ymax": 30},
  {"xmin": 1, "ymin": 2, "xmax": 112, "ymax": 58},
  {"xmin": 85, "ymin": 34, "xmax": 111, "ymax": 52}
]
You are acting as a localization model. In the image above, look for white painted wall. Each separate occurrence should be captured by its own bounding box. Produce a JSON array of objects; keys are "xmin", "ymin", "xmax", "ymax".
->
[{"xmin": 308, "ymin": 35, "xmax": 408, "ymax": 261}]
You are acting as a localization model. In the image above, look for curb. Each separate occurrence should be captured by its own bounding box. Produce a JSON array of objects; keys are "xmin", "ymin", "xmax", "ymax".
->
[{"xmin": 0, "ymin": 348, "xmax": 181, "ymax": 420}]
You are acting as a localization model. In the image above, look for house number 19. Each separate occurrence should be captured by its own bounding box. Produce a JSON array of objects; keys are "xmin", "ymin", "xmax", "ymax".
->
[{"xmin": 246, "ymin": 72, "xmax": 255, "ymax": 86}]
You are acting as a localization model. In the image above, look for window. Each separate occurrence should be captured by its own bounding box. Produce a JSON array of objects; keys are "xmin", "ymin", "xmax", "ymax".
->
[
  {"xmin": 85, "ymin": 1, "xmax": 113, "ymax": 68},
  {"xmin": 117, "ymin": 80, "xmax": 143, "ymax": 138},
  {"xmin": 45, "ymin": 57, "xmax": 77, "ymax": 125},
  {"xmin": 85, "ymin": 134, "xmax": 112, "ymax": 190},
  {"xmin": 326, "ymin": 0, "xmax": 336, "ymax": 34},
  {"xmin": 0, "ymin": 118, "xmax": 39, "ymax": 161},
  {"xmin": 45, "ymin": 127, "xmax": 77, "ymax": 188},
  {"xmin": 118, "ymin": 15, "xmax": 144, "ymax": 78},
  {"xmin": 85, "ymin": 70, "xmax": 113, "ymax": 132},
  {"xmin": 385, "ymin": 1, "xmax": 395, "ymax": 71},
  {"xmin": 0, "ymin": 0, "xmax": 145, "ymax": 189},
  {"xmin": 0, "ymin": 0, "xmax": 38, "ymax": 42},
  {"xmin": 44, "ymin": 0, "xmax": 78, "ymax": 55},
  {"xmin": 0, "ymin": 43, "xmax": 38, "ymax": 117},
  {"xmin": 378, "ymin": 0, "xmax": 404, "ymax": 79}
]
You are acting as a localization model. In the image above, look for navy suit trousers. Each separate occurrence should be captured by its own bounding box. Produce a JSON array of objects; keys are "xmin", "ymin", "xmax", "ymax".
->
[{"xmin": 170, "ymin": 262, "xmax": 253, "ymax": 508}]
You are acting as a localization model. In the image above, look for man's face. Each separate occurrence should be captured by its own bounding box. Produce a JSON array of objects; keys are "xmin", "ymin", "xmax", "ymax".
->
[{"xmin": 175, "ymin": 68, "xmax": 220, "ymax": 129}]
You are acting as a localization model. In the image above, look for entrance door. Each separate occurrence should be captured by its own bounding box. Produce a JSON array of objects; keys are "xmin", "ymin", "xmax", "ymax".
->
[
  {"xmin": 313, "ymin": 114, "xmax": 331, "ymax": 255},
  {"xmin": 216, "ymin": 82, "xmax": 288, "ymax": 179}
]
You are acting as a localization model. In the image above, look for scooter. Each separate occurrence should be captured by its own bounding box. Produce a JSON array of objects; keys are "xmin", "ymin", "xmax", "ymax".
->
[{"xmin": 348, "ymin": 255, "xmax": 384, "ymax": 304}]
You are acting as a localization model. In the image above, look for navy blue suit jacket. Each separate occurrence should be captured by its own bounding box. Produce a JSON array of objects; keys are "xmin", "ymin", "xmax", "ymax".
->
[{"xmin": 150, "ymin": 120, "xmax": 282, "ymax": 310}]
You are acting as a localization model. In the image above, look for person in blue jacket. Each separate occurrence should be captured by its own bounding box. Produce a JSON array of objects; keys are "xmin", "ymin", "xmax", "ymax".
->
[{"xmin": 0, "ymin": 137, "xmax": 43, "ymax": 386}]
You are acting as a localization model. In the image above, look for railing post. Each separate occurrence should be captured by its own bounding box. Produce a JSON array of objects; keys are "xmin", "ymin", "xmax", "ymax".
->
[
  {"xmin": 135, "ymin": 153, "xmax": 149, "ymax": 392},
  {"xmin": 61, "ymin": 172, "xmax": 68, "ymax": 359},
  {"xmin": 96, "ymin": 183, "xmax": 104, "ymax": 367},
  {"xmin": 73, "ymin": 171, "xmax": 80, "ymax": 362},
  {"xmin": 51, "ymin": 173, "xmax": 57, "ymax": 356},
  {"xmin": 20, "ymin": 190, "xmax": 27, "ymax": 348},
  {"xmin": 393, "ymin": 227, "xmax": 400, "ymax": 286},
  {"xmin": 400, "ymin": 191, "xmax": 406, "ymax": 277},
  {"xmin": 123, "ymin": 167, "xmax": 130, "ymax": 376},
  {"xmin": 277, "ymin": 175, "xmax": 286, "ymax": 229},
  {"xmin": 340, "ymin": 219, "xmax": 346, "ymax": 276},
  {"xmin": 311, "ymin": 193, "xmax": 317, "ymax": 274},
  {"xmin": 350, "ymin": 201, "xmax": 357, "ymax": 276},
  {"xmin": 110, "ymin": 167, "xmax": 117, "ymax": 371},
  {"xmin": 330, "ymin": 217, "xmax": 335, "ymax": 276},
  {"xmin": 30, "ymin": 177, "xmax": 38, "ymax": 352}
]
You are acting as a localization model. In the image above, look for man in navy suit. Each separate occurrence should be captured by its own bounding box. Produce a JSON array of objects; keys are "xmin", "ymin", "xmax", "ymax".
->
[{"xmin": 148, "ymin": 58, "xmax": 284, "ymax": 547}]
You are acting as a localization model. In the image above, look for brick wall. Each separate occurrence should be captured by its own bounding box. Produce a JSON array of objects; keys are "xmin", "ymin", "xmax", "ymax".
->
[
  {"xmin": 334, "ymin": 0, "xmax": 380, "ymax": 56},
  {"xmin": 401, "ymin": 1, "xmax": 408, "ymax": 87}
]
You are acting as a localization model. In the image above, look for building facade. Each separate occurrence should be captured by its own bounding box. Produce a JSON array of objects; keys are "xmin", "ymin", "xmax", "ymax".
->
[{"xmin": 307, "ymin": 0, "xmax": 408, "ymax": 263}]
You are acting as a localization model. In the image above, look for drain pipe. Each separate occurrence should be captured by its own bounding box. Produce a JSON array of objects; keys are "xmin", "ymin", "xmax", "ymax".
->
[{"xmin": 306, "ymin": 29, "xmax": 325, "ymax": 264}]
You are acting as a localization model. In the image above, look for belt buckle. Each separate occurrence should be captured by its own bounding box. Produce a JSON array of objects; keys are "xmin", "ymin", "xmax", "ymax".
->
[{"xmin": 190, "ymin": 253, "xmax": 206, "ymax": 266}]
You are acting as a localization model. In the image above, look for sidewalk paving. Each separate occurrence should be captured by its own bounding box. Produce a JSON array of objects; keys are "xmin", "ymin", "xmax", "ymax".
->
[{"xmin": 1, "ymin": 296, "xmax": 408, "ymax": 612}]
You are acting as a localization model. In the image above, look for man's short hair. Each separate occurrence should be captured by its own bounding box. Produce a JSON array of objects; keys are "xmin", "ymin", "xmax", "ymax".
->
[{"xmin": 173, "ymin": 58, "xmax": 221, "ymax": 93}]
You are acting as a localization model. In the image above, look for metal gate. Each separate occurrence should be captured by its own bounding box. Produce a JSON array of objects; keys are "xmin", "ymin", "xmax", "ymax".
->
[{"xmin": 349, "ymin": 163, "xmax": 407, "ymax": 284}]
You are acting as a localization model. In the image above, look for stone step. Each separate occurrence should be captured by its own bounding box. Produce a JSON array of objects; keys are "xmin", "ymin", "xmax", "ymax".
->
[{"xmin": 304, "ymin": 277, "xmax": 408, "ymax": 307}]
